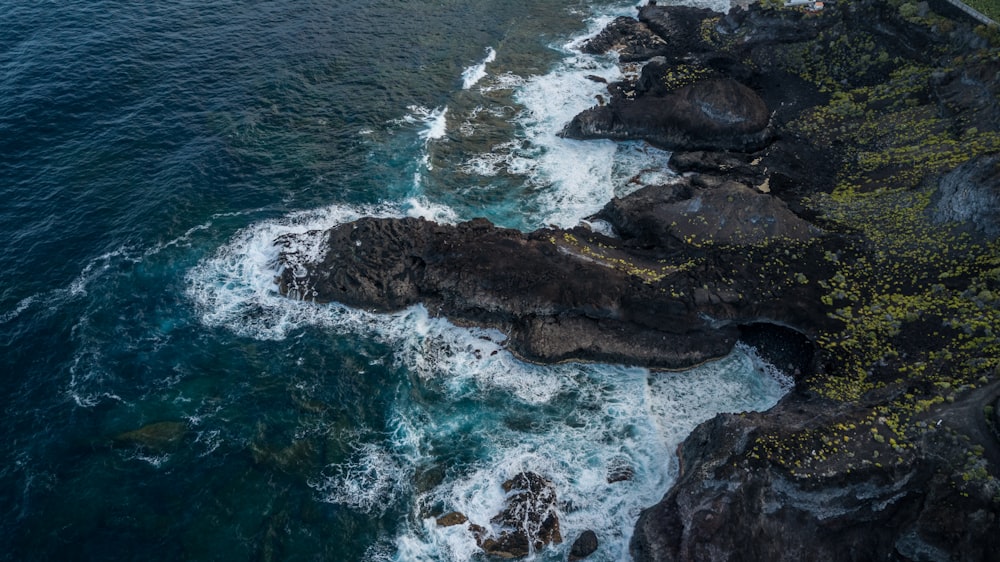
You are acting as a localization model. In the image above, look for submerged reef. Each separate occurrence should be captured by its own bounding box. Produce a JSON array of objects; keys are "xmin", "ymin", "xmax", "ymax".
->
[{"xmin": 275, "ymin": 0, "xmax": 1000, "ymax": 558}]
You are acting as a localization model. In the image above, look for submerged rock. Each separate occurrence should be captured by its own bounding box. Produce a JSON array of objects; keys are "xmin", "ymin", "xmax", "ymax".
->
[
  {"xmin": 113, "ymin": 421, "xmax": 187, "ymax": 451},
  {"xmin": 606, "ymin": 456, "xmax": 635, "ymax": 484}
]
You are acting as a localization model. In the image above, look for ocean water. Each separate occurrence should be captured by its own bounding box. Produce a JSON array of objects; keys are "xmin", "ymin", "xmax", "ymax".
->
[{"xmin": 0, "ymin": 0, "xmax": 782, "ymax": 560}]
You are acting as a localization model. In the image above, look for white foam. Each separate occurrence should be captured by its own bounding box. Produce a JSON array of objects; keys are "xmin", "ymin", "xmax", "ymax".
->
[
  {"xmin": 124, "ymin": 449, "xmax": 171, "ymax": 468},
  {"xmin": 184, "ymin": 213, "xmax": 792, "ymax": 561},
  {"xmin": 380, "ymin": 306, "xmax": 570, "ymax": 405},
  {"xmin": 461, "ymin": 47, "xmax": 497, "ymax": 90},
  {"xmin": 141, "ymin": 220, "xmax": 214, "ymax": 258},
  {"xmin": 68, "ymin": 246, "xmax": 133, "ymax": 296},
  {"xmin": 194, "ymin": 429, "xmax": 222, "ymax": 457},
  {"xmin": 382, "ymin": 344, "xmax": 791, "ymax": 561},
  {"xmin": 452, "ymin": 11, "xmax": 675, "ymax": 230},
  {"xmin": 512, "ymin": 52, "xmax": 621, "ymax": 228},
  {"xmin": 0, "ymin": 294, "xmax": 36, "ymax": 325},
  {"xmin": 403, "ymin": 197, "xmax": 460, "ymax": 224},
  {"xmin": 410, "ymin": 105, "xmax": 449, "ymax": 143},
  {"xmin": 65, "ymin": 318, "xmax": 127, "ymax": 409},
  {"xmin": 459, "ymin": 140, "xmax": 522, "ymax": 177},
  {"xmin": 186, "ymin": 203, "xmax": 382, "ymax": 339},
  {"xmin": 311, "ymin": 442, "xmax": 409, "ymax": 515},
  {"xmin": 478, "ymin": 71, "xmax": 527, "ymax": 94}
]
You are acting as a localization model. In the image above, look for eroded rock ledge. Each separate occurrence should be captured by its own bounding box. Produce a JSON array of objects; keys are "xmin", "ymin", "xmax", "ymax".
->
[
  {"xmin": 274, "ymin": 0, "xmax": 1000, "ymax": 559},
  {"xmin": 275, "ymin": 185, "xmax": 830, "ymax": 370}
]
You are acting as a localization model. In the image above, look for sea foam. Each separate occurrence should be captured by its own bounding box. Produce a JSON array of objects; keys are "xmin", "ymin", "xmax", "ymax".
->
[
  {"xmin": 461, "ymin": 47, "xmax": 496, "ymax": 90},
  {"xmin": 381, "ymin": 338, "xmax": 790, "ymax": 562}
]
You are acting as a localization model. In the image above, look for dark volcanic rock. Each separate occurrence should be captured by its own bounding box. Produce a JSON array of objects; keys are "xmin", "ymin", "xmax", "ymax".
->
[
  {"xmin": 930, "ymin": 154, "xmax": 1000, "ymax": 238},
  {"xmin": 931, "ymin": 60, "xmax": 1000, "ymax": 132},
  {"xmin": 562, "ymin": 78, "xmax": 773, "ymax": 152},
  {"xmin": 276, "ymin": 211, "xmax": 826, "ymax": 369},
  {"xmin": 569, "ymin": 530, "xmax": 599, "ymax": 561},
  {"xmin": 581, "ymin": 16, "xmax": 670, "ymax": 61},
  {"xmin": 470, "ymin": 472, "xmax": 563, "ymax": 558},
  {"xmin": 598, "ymin": 178, "xmax": 817, "ymax": 249},
  {"xmin": 637, "ymin": 4, "xmax": 720, "ymax": 56},
  {"xmin": 630, "ymin": 382, "xmax": 1000, "ymax": 562}
]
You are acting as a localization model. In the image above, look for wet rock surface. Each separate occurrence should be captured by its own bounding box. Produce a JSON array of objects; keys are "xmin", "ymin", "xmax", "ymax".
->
[
  {"xmin": 561, "ymin": 78, "xmax": 773, "ymax": 152},
  {"xmin": 468, "ymin": 472, "xmax": 562, "ymax": 558},
  {"xmin": 569, "ymin": 529, "xmax": 599, "ymax": 561},
  {"xmin": 435, "ymin": 511, "xmax": 467, "ymax": 527},
  {"xmin": 274, "ymin": 0, "xmax": 1000, "ymax": 559}
]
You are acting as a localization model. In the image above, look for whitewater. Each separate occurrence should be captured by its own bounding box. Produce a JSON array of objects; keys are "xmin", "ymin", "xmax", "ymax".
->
[{"xmin": 0, "ymin": 0, "xmax": 784, "ymax": 560}]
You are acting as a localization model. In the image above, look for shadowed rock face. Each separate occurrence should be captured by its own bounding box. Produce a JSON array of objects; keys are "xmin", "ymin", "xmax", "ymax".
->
[
  {"xmin": 561, "ymin": 78, "xmax": 773, "ymax": 152},
  {"xmin": 630, "ymin": 381, "xmax": 1000, "ymax": 562},
  {"xmin": 930, "ymin": 154, "xmax": 1000, "ymax": 238}
]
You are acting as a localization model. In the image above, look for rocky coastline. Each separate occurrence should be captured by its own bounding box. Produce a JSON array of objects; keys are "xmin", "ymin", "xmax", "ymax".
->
[{"xmin": 275, "ymin": 0, "xmax": 1000, "ymax": 559}]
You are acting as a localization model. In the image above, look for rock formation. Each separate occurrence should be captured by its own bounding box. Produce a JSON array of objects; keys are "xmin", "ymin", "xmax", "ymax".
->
[
  {"xmin": 274, "ymin": 0, "xmax": 1000, "ymax": 558},
  {"xmin": 276, "ymin": 210, "xmax": 830, "ymax": 369},
  {"xmin": 468, "ymin": 472, "xmax": 562, "ymax": 558},
  {"xmin": 561, "ymin": 77, "xmax": 774, "ymax": 151}
]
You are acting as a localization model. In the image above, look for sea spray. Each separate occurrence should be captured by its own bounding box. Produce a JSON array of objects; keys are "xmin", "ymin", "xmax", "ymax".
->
[
  {"xmin": 461, "ymin": 47, "xmax": 497, "ymax": 90},
  {"xmin": 415, "ymin": 8, "xmax": 677, "ymax": 231},
  {"xmin": 381, "ymin": 336, "xmax": 791, "ymax": 562}
]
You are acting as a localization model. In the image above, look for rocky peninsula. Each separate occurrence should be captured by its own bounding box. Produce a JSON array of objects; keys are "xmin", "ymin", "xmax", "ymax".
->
[{"xmin": 275, "ymin": 0, "xmax": 1000, "ymax": 559}]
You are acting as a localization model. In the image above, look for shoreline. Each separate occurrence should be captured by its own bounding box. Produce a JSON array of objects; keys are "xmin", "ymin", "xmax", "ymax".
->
[{"xmin": 273, "ymin": 0, "xmax": 1000, "ymax": 558}]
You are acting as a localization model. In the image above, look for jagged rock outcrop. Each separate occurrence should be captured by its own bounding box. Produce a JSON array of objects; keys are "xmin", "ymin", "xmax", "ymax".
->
[
  {"xmin": 930, "ymin": 153, "xmax": 1000, "ymax": 238},
  {"xmin": 581, "ymin": 16, "xmax": 670, "ymax": 62},
  {"xmin": 276, "ymin": 195, "xmax": 831, "ymax": 369},
  {"xmin": 631, "ymin": 381, "xmax": 1000, "ymax": 562},
  {"xmin": 636, "ymin": 4, "xmax": 720, "ymax": 58},
  {"xmin": 469, "ymin": 472, "xmax": 563, "ymax": 558}
]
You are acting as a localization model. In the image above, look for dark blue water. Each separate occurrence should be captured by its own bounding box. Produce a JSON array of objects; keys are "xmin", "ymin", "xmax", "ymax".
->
[{"xmin": 1, "ymin": 1, "xmax": 778, "ymax": 560}]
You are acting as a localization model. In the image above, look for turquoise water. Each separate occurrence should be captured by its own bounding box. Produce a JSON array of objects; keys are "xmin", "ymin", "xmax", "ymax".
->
[{"xmin": 0, "ymin": 0, "xmax": 781, "ymax": 560}]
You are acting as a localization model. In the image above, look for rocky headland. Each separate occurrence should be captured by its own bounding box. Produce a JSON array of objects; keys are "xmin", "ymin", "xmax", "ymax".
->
[{"xmin": 274, "ymin": 0, "xmax": 1000, "ymax": 559}]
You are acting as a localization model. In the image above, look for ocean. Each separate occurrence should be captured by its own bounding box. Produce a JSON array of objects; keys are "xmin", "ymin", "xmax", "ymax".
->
[{"xmin": 0, "ymin": 0, "xmax": 788, "ymax": 559}]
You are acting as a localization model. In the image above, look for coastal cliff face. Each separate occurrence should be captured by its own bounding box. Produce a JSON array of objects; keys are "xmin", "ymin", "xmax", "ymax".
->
[{"xmin": 274, "ymin": 0, "xmax": 1000, "ymax": 559}]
